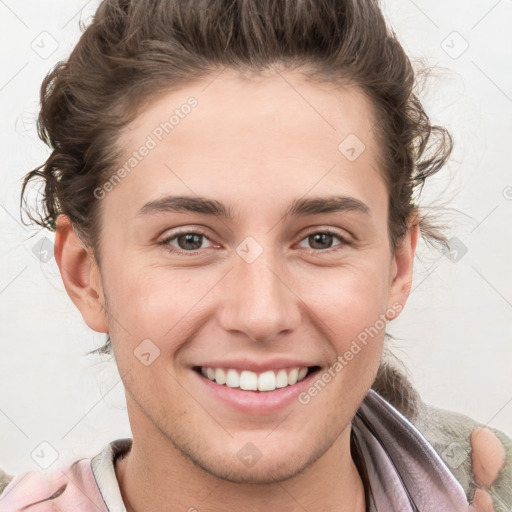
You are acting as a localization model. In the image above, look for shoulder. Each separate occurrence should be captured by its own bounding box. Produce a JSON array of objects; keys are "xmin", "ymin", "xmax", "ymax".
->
[
  {"xmin": 0, "ymin": 458, "xmax": 107, "ymax": 511},
  {"xmin": 0, "ymin": 466, "xmax": 67, "ymax": 510},
  {"xmin": 411, "ymin": 401, "xmax": 512, "ymax": 512}
]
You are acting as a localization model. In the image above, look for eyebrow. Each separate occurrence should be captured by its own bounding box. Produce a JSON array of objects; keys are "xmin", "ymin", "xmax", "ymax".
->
[{"xmin": 135, "ymin": 194, "xmax": 370, "ymax": 220}]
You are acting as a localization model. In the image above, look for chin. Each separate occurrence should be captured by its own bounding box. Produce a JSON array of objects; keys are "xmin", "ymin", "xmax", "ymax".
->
[
  {"xmin": 181, "ymin": 438, "xmax": 324, "ymax": 485},
  {"xmin": 200, "ymin": 457, "xmax": 312, "ymax": 485}
]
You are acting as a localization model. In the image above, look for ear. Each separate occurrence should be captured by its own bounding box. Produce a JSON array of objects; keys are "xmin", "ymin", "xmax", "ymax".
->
[
  {"xmin": 386, "ymin": 211, "xmax": 420, "ymax": 319},
  {"xmin": 54, "ymin": 214, "xmax": 109, "ymax": 333}
]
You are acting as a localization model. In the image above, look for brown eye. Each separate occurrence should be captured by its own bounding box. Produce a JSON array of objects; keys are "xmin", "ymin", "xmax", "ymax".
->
[
  {"xmin": 308, "ymin": 233, "xmax": 335, "ymax": 250},
  {"xmin": 297, "ymin": 229, "xmax": 350, "ymax": 253},
  {"xmin": 175, "ymin": 233, "xmax": 204, "ymax": 251},
  {"xmin": 159, "ymin": 230, "xmax": 214, "ymax": 255}
]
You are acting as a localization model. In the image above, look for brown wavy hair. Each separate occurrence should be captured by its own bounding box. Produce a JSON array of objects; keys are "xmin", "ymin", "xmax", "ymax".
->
[{"xmin": 20, "ymin": 0, "xmax": 454, "ymax": 420}]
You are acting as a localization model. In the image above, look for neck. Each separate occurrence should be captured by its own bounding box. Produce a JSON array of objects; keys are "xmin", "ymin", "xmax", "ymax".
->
[{"xmin": 115, "ymin": 427, "xmax": 366, "ymax": 512}]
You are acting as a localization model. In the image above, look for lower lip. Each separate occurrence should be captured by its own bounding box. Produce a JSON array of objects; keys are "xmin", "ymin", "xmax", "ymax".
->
[{"xmin": 192, "ymin": 369, "xmax": 319, "ymax": 414}]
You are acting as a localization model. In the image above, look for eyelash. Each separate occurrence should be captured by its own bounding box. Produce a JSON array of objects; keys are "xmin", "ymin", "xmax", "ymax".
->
[{"xmin": 158, "ymin": 228, "xmax": 351, "ymax": 256}]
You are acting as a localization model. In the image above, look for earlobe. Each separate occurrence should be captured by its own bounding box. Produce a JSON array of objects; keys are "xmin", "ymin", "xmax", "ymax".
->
[{"xmin": 54, "ymin": 214, "xmax": 109, "ymax": 333}]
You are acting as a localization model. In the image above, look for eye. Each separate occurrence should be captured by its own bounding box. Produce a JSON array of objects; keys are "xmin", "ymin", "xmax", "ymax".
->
[
  {"xmin": 297, "ymin": 229, "xmax": 350, "ymax": 254},
  {"xmin": 159, "ymin": 230, "xmax": 216, "ymax": 255},
  {"xmin": 158, "ymin": 227, "xmax": 351, "ymax": 256}
]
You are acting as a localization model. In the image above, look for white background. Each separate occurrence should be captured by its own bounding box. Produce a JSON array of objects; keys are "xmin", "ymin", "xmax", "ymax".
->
[{"xmin": 1, "ymin": 0, "xmax": 511, "ymax": 474}]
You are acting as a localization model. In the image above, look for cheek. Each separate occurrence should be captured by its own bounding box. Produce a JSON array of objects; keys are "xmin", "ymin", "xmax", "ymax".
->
[
  {"xmin": 301, "ymin": 262, "xmax": 391, "ymax": 337},
  {"xmin": 104, "ymin": 245, "xmax": 391, "ymax": 356},
  {"xmin": 300, "ymin": 263, "xmax": 389, "ymax": 392},
  {"xmin": 104, "ymin": 263, "xmax": 218, "ymax": 354}
]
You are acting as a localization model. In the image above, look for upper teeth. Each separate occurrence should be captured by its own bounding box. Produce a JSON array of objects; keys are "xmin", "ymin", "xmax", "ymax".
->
[{"xmin": 200, "ymin": 367, "xmax": 309, "ymax": 391}]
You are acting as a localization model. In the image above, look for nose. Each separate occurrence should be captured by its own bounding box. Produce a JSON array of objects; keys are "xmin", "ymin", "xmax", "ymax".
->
[{"xmin": 217, "ymin": 242, "xmax": 302, "ymax": 343}]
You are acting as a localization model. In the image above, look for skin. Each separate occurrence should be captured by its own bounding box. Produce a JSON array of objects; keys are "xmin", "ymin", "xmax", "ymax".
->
[{"xmin": 54, "ymin": 67, "xmax": 422, "ymax": 512}]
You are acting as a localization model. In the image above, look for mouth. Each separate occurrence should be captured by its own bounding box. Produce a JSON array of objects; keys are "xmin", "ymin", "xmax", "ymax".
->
[{"xmin": 193, "ymin": 365, "xmax": 322, "ymax": 392}]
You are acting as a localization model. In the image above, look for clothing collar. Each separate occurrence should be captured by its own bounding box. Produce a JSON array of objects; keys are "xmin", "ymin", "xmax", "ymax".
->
[
  {"xmin": 91, "ymin": 437, "xmax": 130, "ymax": 511},
  {"xmin": 352, "ymin": 389, "xmax": 470, "ymax": 511}
]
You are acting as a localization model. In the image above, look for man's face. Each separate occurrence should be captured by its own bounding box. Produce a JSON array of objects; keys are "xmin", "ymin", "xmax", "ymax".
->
[{"xmin": 91, "ymin": 69, "xmax": 409, "ymax": 483}]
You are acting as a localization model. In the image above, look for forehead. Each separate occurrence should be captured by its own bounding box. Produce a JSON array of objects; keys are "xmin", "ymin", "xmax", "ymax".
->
[
  {"xmin": 121, "ymin": 69, "xmax": 379, "ymax": 151},
  {"xmin": 111, "ymin": 69, "xmax": 386, "ymax": 217}
]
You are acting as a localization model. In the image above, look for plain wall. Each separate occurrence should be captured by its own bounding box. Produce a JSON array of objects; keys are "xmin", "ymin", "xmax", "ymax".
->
[{"xmin": 1, "ymin": 0, "xmax": 511, "ymax": 474}]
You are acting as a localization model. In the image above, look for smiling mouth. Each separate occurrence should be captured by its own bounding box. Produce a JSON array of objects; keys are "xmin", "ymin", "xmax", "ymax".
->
[{"xmin": 193, "ymin": 366, "xmax": 321, "ymax": 392}]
